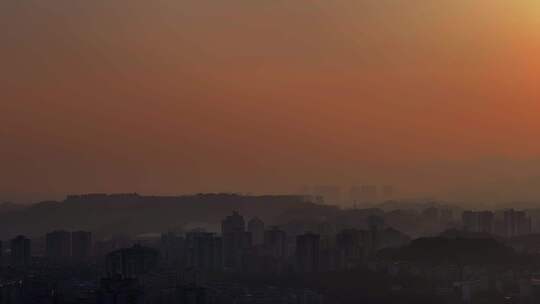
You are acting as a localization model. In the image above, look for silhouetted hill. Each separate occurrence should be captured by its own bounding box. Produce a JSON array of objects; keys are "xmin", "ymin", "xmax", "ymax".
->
[
  {"xmin": 438, "ymin": 228, "xmax": 501, "ymax": 240},
  {"xmin": 0, "ymin": 201, "xmax": 24, "ymax": 214},
  {"xmin": 0, "ymin": 193, "xmax": 327, "ymax": 239},
  {"xmin": 379, "ymin": 237, "xmax": 516, "ymax": 265}
]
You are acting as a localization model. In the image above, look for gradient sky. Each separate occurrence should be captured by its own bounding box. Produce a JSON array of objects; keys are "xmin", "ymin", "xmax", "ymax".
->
[{"xmin": 2, "ymin": 0, "xmax": 540, "ymax": 203}]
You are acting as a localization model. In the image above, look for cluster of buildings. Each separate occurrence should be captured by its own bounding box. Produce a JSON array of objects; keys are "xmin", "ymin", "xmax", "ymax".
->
[
  {"xmin": 0, "ymin": 211, "xmax": 404, "ymax": 275},
  {"xmin": 157, "ymin": 211, "xmax": 406, "ymax": 275},
  {"xmin": 462, "ymin": 209, "xmax": 532, "ymax": 237},
  {"xmin": 0, "ymin": 210, "xmax": 399, "ymax": 304},
  {"xmin": 2, "ymin": 204, "xmax": 540, "ymax": 304},
  {"xmin": 1, "ymin": 230, "xmax": 92, "ymax": 268}
]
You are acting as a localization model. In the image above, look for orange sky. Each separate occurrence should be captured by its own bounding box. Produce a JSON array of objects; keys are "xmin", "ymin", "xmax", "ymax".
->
[{"xmin": 1, "ymin": 0, "xmax": 540, "ymax": 203}]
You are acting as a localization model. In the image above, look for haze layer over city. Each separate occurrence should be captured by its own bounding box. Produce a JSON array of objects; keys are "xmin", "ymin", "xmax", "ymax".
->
[{"xmin": 3, "ymin": 0, "xmax": 540, "ymax": 204}]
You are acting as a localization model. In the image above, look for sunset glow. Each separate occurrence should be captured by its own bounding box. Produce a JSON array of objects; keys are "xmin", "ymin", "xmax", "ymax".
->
[{"xmin": 2, "ymin": 0, "xmax": 540, "ymax": 202}]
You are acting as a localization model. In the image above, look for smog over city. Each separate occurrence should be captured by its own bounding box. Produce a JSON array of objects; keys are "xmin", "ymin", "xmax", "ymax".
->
[{"xmin": 2, "ymin": 1, "xmax": 540, "ymax": 303}]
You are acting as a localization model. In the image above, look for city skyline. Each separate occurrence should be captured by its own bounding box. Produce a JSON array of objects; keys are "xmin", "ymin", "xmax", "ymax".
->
[{"xmin": 1, "ymin": 204, "xmax": 538, "ymax": 303}]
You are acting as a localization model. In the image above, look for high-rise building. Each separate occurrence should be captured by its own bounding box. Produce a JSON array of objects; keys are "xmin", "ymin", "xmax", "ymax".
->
[
  {"xmin": 248, "ymin": 217, "xmax": 265, "ymax": 246},
  {"xmin": 106, "ymin": 244, "xmax": 159, "ymax": 278},
  {"xmin": 186, "ymin": 231, "xmax": 222, "ymax": 272},
  {"xmin": 462, "ymin": 211, "xmax": 494, "ymax": 234},
  {"xmin": 462, "ymin": 211, "xmax": 476, "ymax": 232},
  {"xmin": 222, "ymin": 212, "xmax": 251, "ymax": 271},
  {"xmin": 264, "ymin": 226, "xmax": 287, "ymax": 259},
  {"xmin": 296, "ymin": 232, "xmax": 320, "ymax": 273},
  {"xmin": 10, "ymin": 235, "xmax": 31, "ymax": 267},
  {"xmin": 504, "ymin": 209, "xmax": 532, "ymax": 237},
  {"xmin": 160, "ymin": 232, "xmax": 186, "ymax": 268},
  {"xmin": 336, "ymin": 229, "xmax": 364, "ymax": 269},
  {"xmin": 72, "ymin": 231, "xmax": 92, "ymax": 262},
  {"xmin": 478, "ymin": 211, "xmax": 495, "ymax": 233},
  {"xmin": 367, "ymin": 215, "xmax": 384, "ymax": 254},
  {"xmin": 222, "ymin": 211, "xmax": 245, "ymax": 234},
  {"xmin": 46, "ymin": 230, "xmax": 71, "ymax": 262}
]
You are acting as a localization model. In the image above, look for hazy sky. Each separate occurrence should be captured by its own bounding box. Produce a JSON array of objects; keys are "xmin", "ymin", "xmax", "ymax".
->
[{"xmin": 2, "ymin": 0, "xmax": 540, "ymax": 203}]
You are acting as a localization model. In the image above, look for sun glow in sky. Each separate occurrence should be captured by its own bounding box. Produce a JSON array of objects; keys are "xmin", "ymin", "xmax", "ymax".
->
[{"xmin": 1, "ymin": 0, "xmax": 540, "ymax": 203}]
